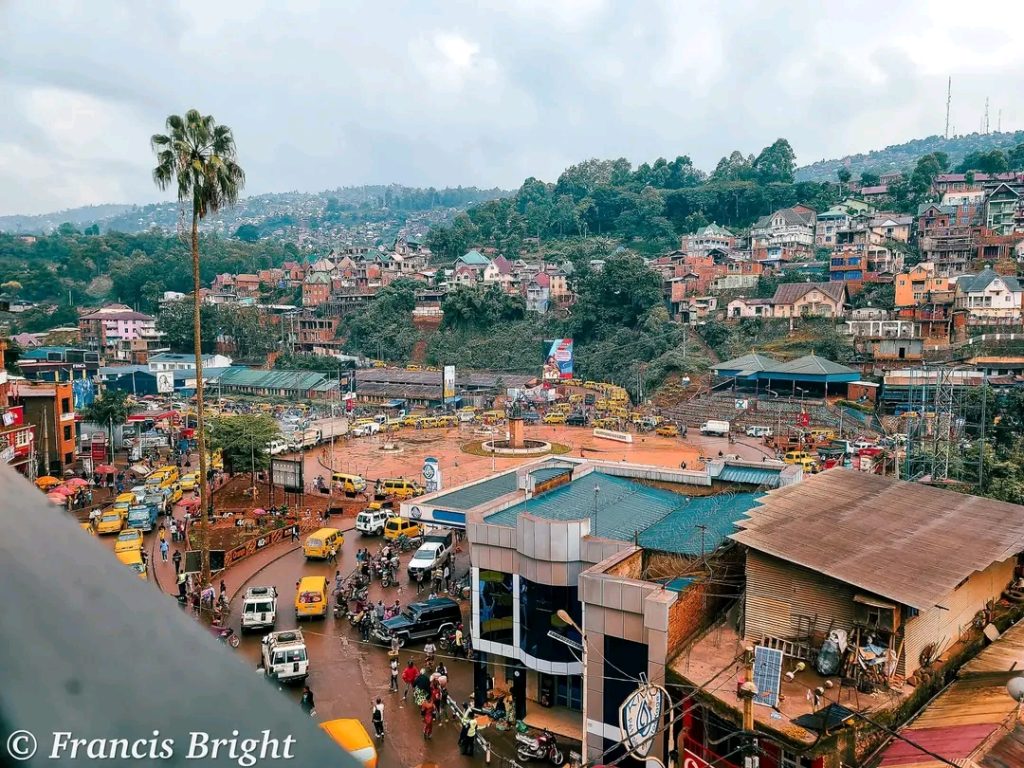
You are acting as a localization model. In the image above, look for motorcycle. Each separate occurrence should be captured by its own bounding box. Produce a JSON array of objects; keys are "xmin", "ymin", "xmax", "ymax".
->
[
  {"xmin": 211, "ymin": 625, "xmax": 240, "ymax": 649},
  {"xmin": 516, "ymin": 729, "xmax": 564, "ymax": 765},
  {"xmin": 437, "ymin": 623, "xmax": 473, "ymax": 658}
]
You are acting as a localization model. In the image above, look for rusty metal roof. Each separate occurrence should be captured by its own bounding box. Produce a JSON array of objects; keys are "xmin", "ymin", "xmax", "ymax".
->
[{"xmin": 730, "ymin": 469, "xmax": 1024, "ymax": 609}]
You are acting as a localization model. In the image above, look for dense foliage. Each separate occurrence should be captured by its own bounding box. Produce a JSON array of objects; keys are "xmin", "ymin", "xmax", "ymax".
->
[
  {"xmin": 208, "ymin": 414, "xmax": 280, "ymax": 476},
  {"xmin": 343, "ymin": 279, "xmax": 419, "ymax": 361},
  {"xmin": 157, "ymin": 300, "xmax": 274, "ymax": 360},
  {"xmin": 0, "ymin": 230, "xmax": 299, "ymax": 310}
]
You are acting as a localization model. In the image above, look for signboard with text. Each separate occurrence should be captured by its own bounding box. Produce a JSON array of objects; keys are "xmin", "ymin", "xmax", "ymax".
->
[
  {"xmin": 442, "ymin": 365, "xmax": 456, "ymax": 403},
  {"xmin": 271, "ymin": 458, "xmax": 304, "ymax": 492},
  {"xmin": 542, "ymin": 338, "xmax": 574, "ymax": 381}
]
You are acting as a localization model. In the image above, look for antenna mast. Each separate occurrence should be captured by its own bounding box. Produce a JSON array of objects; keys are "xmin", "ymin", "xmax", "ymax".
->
[
  {"xmin": 984, "ymin": 97, "xmax": 990, "ymax": 134},
  {"xmin": 944, "ymin": 77, "xmax": 951, "ymax": 139}
]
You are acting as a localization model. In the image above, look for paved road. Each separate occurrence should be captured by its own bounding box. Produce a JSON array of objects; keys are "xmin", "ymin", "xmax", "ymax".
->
[{"xmin": 226, "ymin": 533, "xmax": 481, "ymax": 768}]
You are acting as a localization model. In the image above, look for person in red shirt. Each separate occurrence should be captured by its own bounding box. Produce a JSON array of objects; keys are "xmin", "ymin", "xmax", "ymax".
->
[{"xmin": 401, "ymin": 659, "xmax": 417, "ymax": 701}]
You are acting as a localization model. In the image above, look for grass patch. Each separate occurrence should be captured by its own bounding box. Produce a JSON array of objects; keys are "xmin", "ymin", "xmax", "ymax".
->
[{"xmin": 461, "ymin": 440, "xmax": 572, "ymax": 457}]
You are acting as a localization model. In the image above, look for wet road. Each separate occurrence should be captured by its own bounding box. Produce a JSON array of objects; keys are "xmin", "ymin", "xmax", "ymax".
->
[{"xmin": 227, "ymin": 533, "xmax": 479, "ymax": 768}]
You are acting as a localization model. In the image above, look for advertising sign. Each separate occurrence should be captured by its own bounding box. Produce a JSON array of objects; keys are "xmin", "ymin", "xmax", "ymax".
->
[
  {"xmin": 619, "ymin": 684, "xmax": 664, "ymax": 759},
  {"xmin": 442, "ymin": 365, "xmax": 456, "ymax": 403},
  {"xmin": 542, "ymin": 338, "xmax": 574, "ymax": 381},
  {"xmin": 90, "ymin": 433, "xmax": 107, "ymax": 461},
  {"xmin": 422, "ymin": 456, "xmax": 443, "ymax": 493},
  {"xmin": 156, "ymin": 371, "xmax": 174, "ymax": 394},
  {"xmin": 271, "ymin": 458, "xmax": 304, "ymax": 492}
]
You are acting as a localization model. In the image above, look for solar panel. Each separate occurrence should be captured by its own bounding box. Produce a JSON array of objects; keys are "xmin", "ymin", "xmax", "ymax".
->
[{"xmin": 753, "ymin": 646, "xmax": 783, "ymax": 707}]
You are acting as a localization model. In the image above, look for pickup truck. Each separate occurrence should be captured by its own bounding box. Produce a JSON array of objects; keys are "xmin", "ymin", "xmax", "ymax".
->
[
  {"xmin": 352, "ymin": 422, "xmax": 381, "ymax": 437},
  {"xmin": 407, "ymin": 541, "xmax": 451, "ymax": 582},
  {"xmin": 699, "ymin": 419, "xmax": 730, "ymax": 437}
]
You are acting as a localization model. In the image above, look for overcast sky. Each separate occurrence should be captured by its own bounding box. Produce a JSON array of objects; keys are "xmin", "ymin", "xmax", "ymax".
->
[{"xmin": 1, "ymin": 0, "xmax": 1022, "ymax": 215}]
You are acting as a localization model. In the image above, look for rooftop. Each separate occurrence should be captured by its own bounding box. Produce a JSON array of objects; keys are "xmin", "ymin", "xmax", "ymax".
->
[
  {"xmin": 731, "ymin": 469, "xmax": 1024, "ymax": 609},
  {"xmin": 485, "ymin": 471, "xmax": 761, "ymax": 555},
  {"xmin": 217, "ymin": 368, "xmax": 330, "ymax": 392},
  {"xmin": 428, "ymin": 472, "xmax": 519, "ymax": 511}
]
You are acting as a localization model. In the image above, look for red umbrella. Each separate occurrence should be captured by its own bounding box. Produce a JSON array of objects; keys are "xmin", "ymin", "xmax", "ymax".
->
[
  {"xmin": 252, "ymin": 508, "xmax": 266, "ymax": 516},
  {"xmin": 95, "ymin": 464, "xmax": 116, "ymax": 474},
  {"xmin": 47, "ymin": 492, "xmax": 68, "ymax": 504},
  {"xmin": 50, "ymin": 484, "xmax": 74, "ymax": 496},
  {"xmin": 66, "ymin": 477, "xmax": 89, "ymax": 488}
]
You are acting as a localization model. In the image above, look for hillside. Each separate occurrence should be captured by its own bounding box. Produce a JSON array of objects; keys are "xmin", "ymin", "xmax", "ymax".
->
[
  {"xmin": 0, "ymin": 184, "xmax": 510, "ymax": 238},
  {"xmin": 795, "ymin": 130, "xmax": 1024, "ymax": 182}
]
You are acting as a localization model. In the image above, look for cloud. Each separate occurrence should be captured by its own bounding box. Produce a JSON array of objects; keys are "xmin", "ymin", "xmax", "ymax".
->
[{"xmin": 0, "ymin": 0, "xmax": 1022, "ymax": 215}]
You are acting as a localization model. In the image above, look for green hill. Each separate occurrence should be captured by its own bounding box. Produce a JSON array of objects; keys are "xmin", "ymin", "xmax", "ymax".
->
[{"xmin": 795, "ymin": 130, "xmax": 1024, "ymax": 182}]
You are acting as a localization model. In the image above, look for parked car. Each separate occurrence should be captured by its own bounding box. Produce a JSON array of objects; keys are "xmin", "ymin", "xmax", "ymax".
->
[
  {"xmin": 699, "ymin": 420, "xmax": 730, "ymax": 437},
  {"xmin": 656, "ymin": 424, "xmax": 680, "ymax": 437},
  {"xmin": 352, "ymin": 422, "xmax": 381, "ymax": 437},
  {"xmin": 744, "ymin": 425, "xmax": 773, "ymax": 438},
  {"xmin": 241, "ymin": 586, "xmax": 278, "ymax": 632},
  {"xmin": 566, "ymin": 413, "xmax": 588, "ymax": 427},
  {"xmin": 407, "ymin": 540, "xmax": 451, "ymax": 582}
]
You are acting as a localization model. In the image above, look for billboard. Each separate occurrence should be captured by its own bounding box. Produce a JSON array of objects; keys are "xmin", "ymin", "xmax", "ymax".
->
[
  {"xmin": 442, "ymin": 365, "xmax": 456, "ymax": 403},
  {"xmin": 542, "ymin": 338, "xmax": 574, "ymax": 381},
  {"xmin": 271, "ymin": 458, "xmax": 304, "ymax": 492}
]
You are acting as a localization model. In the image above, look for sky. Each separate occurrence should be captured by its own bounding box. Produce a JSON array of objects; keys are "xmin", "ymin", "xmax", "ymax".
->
[{"xmin": 1, "ymin": 0, "xmax": 1023, "ymax": 216}]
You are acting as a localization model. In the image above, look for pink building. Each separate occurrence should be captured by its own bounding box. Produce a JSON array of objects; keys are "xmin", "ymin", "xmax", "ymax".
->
[{"xmin": 78, "ymin": 304, "xmax": 157, "ymax": 356}]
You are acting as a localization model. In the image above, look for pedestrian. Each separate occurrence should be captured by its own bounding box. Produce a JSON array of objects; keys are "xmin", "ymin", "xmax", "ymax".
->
[
  {"xmin": 177, "ymin": 572, "xmax": 187, "ymax": 601},
  {"xmin": 401, "ymin": 660, "xmax": 417, "ymax": 701},
  {"xmin": 375, "ymin": 600, "xmax": 385, "ymax": 622},
  {"xmin": 454, "ymin": 624, "xmax": 464, "ymax": 656},
  {"xmin": 431, "ymin": 564, "xmax": 443, "ymax": 593},
  {"xmin": 219, "ymin": 580, "xmax": 226, "ymax": 600},
  {"xmin": 438, "ymin": 681, "xmax": 450, "ymax": 724},
  {"xmin": 158, "ymin": 526, "xmax": 166, "ymax": 544},
  {"xmin": 392, "ymin": 599, "xmax": 400, "ymax": 617},
  {"xmin": 423, "ymin": 640, "xmax": 436, "ymax": 667},
  {"xmin": 371, "ymin": 698, "xmax": 385, "ymax": 741},
  {"xmin": 385, "ymin": 655, "xmax": 399, "ymax": 689},
  {"xmin": 159, "ymin": 538, "xmax": 169, "ymax": 562},
  {"xmin": 461, "ymin": 711, "xmax": 478, "ymax": 756},
  {"xmin": 442, "ymin": 563, "xmax": 451, "ymax": 594},
  {"xmin": 327, "ymin": 545, "xmax": 337, "ymax": 565},
  {"xmin": 415, "ymin": 569, "xmax": 424, "ymax": 594},
  {"xmin": 300, "ymin": 686, "xmax": 315, "ymax": 716},
  {"xmin": 359, "ymin": 612, "xmax": 371, "ymax": 643},
  {"xmin": 420, "ymin": 695, "xmax": 435, "ymax": 739},
  {"xmin": 334, "ymin": 570, "xmax": 343, "ymax": 594},
  {"xmin": 291, "ymin": 525, "xmax": 299, "ymax": 542},
  {"xmin": 172, "ymin": 549, "xmax": 182, "ymax": 575}
]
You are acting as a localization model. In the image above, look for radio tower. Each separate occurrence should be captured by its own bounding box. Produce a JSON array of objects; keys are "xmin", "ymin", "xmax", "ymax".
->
[
  {"xmin": 985, "ymin": 97, "xmax": 990, "ymax": 134},
  {"xmin": 944, "ymin": 77, "xmax": 951, "ymax": 139}
]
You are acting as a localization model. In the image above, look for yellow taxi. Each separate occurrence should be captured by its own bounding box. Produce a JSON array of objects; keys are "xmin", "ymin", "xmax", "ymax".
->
[
  {"xmin": 303, "ymin": 528, "xmax": 344, "ymax": 560},
  {"xmin": 416, "ymin": 417, "xmax": 439, "ymax": 429},
  {"xmin": 405, "ymin": 364, "xmax": 422, "ymax": 372},
  {"xmin": 783, "ymin": 450, "xmax": 814, "ymax": 465},
  {"xmin": 593, "ymin": 417, "xmax": 620, "ymax": 429},
  {"xmin": 295, "ymin": 576, "xmax": 329, "ymax": 619},
  {"xmin": 795, "ymin": 456, "xmax": 820, "ymax": 473},
  {"xmin": 583, "ymin": 380, "xmax": 599, "ymax": 389},
  {"xmin": 320, "ymin": 720, "xmax": 377, "ymax": 768},
  {"xmin": 543, "ymin": 412, "xmax": 568, "ymax": 425},
  {"xmin": 179, "ymin": 473, "xmax": 198, "ymax": 492},
  {"xmin": 114, "ymin": 528, "xmax": 144, "ymax": 554},
  {"xmin": 383, "ymin": 517, "xmax": 422, "ymax": 541},
  {"xmin": 655, "ymin": 424, "xmax": 680, "ymax": 438},
  {"xmin": 401, "ymin": 414, "xmax": 422, "ymax": 427},
  {"xmin": 166, "ymin": 484, "xmax": 183, "ymax": 504},
  {"xmin": 117, "ymin": 549, "xmax": 147, "ymax": 581},
  {"xmin": 96, "ymin": 510, "xmax": 125, "ymax": 535}
]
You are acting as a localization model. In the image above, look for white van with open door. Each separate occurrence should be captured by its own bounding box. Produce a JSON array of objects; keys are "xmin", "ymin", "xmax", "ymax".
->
[{"xmin": 241, "ymin": 586, "xmax": 278, "ymax": 632}]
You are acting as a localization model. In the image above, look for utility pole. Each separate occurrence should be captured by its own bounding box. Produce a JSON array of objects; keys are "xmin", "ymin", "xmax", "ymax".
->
[
  {"xmin": 41, "ymin": 405, "xmax": 51, "ymax": 477},
  {"xmin": 738, "ymin": 647, "xmax": 759, "ymax": 768},
  {"xmin": 985, "ymin": 97, "xmax": 990, "ymax": 134},
  {"xmin": 978, "ymin": 384, "xmax": 987, "ymax": 489},
  {"xmin": 944, "ymin": 77, "xmax": 951, "ymax": 139}
]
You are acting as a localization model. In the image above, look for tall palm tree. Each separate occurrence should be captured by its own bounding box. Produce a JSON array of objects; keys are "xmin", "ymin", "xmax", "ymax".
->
[{"xmin": 151, "ymin": 110, "xmax": 244, "ymax": 585}]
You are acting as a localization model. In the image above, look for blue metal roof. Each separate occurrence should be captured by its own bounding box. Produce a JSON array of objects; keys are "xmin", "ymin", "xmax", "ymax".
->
[
  {"xmin": 717, "ymin": 466, "xmax": 784, "ymax": 487},
  {"xmin": 483, "ymin": 471, "xmax": 762, "ymax": 556},
  {"xmin": 429, "ymin": 472, "xmax": 519, "ymax": 510},
  {"xmin": 637, "ymin": 492, "xmax": 762, "ymax": 555}
]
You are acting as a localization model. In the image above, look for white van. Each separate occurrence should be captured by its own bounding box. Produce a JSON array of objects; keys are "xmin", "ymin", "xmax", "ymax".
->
[
  {"xmin": 268, "ymin": 439, "xmax": 289, "ymax": 456},
  {"xmin": 700, "ymin": 419, "xmax": 731, "ymax": 437},
  {"xmin": 241, "ymin": 586, "xmax": 278, "ymax": 632},
  {"xmin": 261, "ymin": 629, "xmax": 309, "ymax": 684},
  {"xmin": 744, "ymin": 425, "xmax": 773, "ymax": 438}
]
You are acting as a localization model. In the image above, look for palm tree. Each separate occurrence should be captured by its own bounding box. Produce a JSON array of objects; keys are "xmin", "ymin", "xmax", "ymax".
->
[{"xmin": 151, "ymin": 110, "xmax": 244, "ymax": 585}]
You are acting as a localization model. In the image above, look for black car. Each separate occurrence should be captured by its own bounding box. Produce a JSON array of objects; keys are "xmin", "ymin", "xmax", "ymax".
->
[
  {"xmin": 380, "ymin": 598, "xmax": 462, "ymax": 643},
  {"xmin": 566, "ymin": 413, "xmax": 588, "ymax": 427}
]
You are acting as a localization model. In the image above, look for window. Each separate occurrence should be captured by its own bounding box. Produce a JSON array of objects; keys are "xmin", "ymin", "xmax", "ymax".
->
[
  {"xmin": 519, "ymin": 579, "xmax": 580, "ymax": 663},
  {"xmin": 61, "ymin": 398, "xmax": 70, "ymax": 412},
  {"xmin": 63, "ymin": 426, "xmax": 72, "ymax": 441},
  {"xmin": 478, "ymin": 570, "xmax": 514, "ymax": 645}
]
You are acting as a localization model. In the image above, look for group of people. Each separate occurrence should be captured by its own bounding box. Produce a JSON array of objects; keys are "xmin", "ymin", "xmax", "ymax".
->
[{"xmin": 398, "ymin": 659, "xmax": 451, "ymax": 740}]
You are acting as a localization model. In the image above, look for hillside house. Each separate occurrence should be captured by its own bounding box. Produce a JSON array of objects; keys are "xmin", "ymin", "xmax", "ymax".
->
[
  {"xmin": 750, "ymin": 206, "xmax": 817, "ymax": 262},
  {"xmin": 894, "ymin": 263, "xmax": 953, "ymax": 308},
  {"xmin": 770, "ymin": 281, "xmax": 849, "ymax": 318},
  {"xmin": 954, "ymin": 267, "xmax": 1023, "ymax": 326}
]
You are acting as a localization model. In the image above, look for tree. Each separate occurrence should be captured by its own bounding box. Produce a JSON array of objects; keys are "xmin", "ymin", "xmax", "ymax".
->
[
  {"xmin": 157, "ymin": 299, "xmax": 220, "ymax": 353},
  {"xmin": 753, "ymin": 139, "xmax": 797, "ymax": 184},
  {"xmin": 956, "ymin": 150, "xmax": 1008, "ymax": 174},
  {"xmin": 441, "ymin": 285, "xmax": 526, "ymax": 331},
  {"xmin": 152, "ymin": 110, "xmax": 244, "ymax": 584},
  {"xmin": 569, "ymin": 254, "xmax": 663, "ymax": 342},
  {"xmin": 836, "ymin": 168, "xmax": 852, "ymax": 186},
  {"xmin": 1008, "ymin": 144, "xmax": 1024, "ymax": 172},
  {"xmin": 208, "ymin": 414, "xmax": 279, "ymax": 478},
  {"xmin": 81, "ymin": 390, "xmax": 131, "ymax": 455},
  {"xmin": 234, "ymin": 223, "xmax": 260, "ymax": 242},
  {"xmin": 83, "ymin": 224, "xmax": 100, "ymax": 236},
  {"xmin": 860, "ymin": 171, "xmax": 881, "ymax": 187}
]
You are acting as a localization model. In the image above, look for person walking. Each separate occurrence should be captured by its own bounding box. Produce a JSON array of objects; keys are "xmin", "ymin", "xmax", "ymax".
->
[
  {"xmin": 423, "ymin": 640, "xmax": 436, "ymax": 667},
  {"xmin": 389, "ymin": 657, "xmax": 399, "ymax": 692},
  {"xmin": 371, "ymin": 698, "xmax": 385, "ymax": 741},
  {"xmin": 159, "ymin": 538, "xmax": 169, "ymax": 562},
  {"xmin": 300, "ymin": 686, "xmax": 315, "ymax": 716},
  {"xmin": 327, "ymin": 544, "xmax": 337, "ymax": 565},
  {"xmin": 290, "ymin": 525, "xmax": 299, "ymax": 542},
  {"xmin": 442, "ymin": 562, "xmax": 451, "ymax": 594},
  {"xmin": 438, "ymin": 681, "xmax": 450, "ymax": 724},
  {"xmin": 401, "ymin": 660, "xmax": 417, "ymax": 701},
  {"xmin": 334, "ymin": 570, "xmax": 343, "ymax": 594},
  {"xmin": 420, "ymin": 695, "xmax": 435, "ymax": 739},
  {"xmin": 374, "ymin": 600, "xmax": 385, "ymax": 623},
  {"xmin": 172, "ymin": 549, "xmax": 182, "ymax": 575},
  {"xmin": 415, "ymin": 569, "xmax": 425, "ymax": 594}
]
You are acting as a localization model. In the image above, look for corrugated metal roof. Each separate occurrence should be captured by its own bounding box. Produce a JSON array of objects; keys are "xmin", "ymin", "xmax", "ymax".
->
[
  {"xmin": 638, "ymin": 492, "xmax": 762, "ymax": 555},
  {"xmin": 429, "ymin": 472, "xmax": 519, "ymax": 510},
  {"xmin": 731, "ymin": 469, "xmax": 1024, "ymax": 609},
  {"xmin": 712, "ymin": 353, "xmax": 780, "ymax": 373},
  {"xmin": 765, "ymin": 354, "xmax": 857, "ymax": 377},
  {"xmin": 218, "ymin": 368, "xmax": 328, "ymax": 392},
  {"xmin": 717, "ymin": 466, "xmax": 784, "ymax": 487}
]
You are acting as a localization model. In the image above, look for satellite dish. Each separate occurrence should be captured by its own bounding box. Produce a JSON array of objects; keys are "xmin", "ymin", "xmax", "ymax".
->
[{"xmin": 1007, "ymin": 676, "xmax": 1024, "ymax": 703}]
